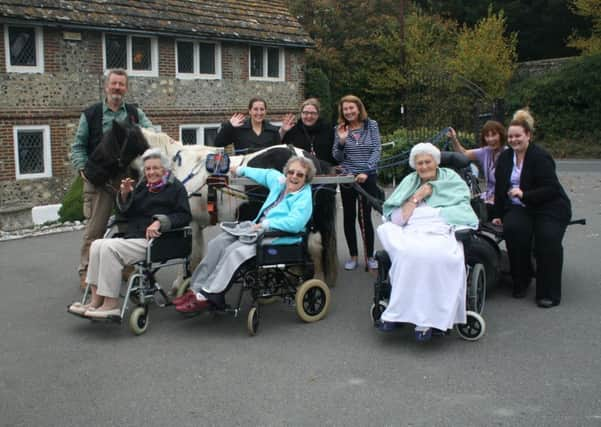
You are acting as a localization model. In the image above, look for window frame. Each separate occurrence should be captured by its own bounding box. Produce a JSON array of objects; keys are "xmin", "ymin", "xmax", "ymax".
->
[
  {"xmin": 102, "ymin": 33, "xmax": 158, "ymax": 77},
  {"xmin": 248, "ymin": 45, "xmax": 285, "ymax": 82},
  {"xmin": 179, "ymin": 123, "xmax": 221, "ymax": 146},
  {"xmin": 13, "ymin": 125, "xmax": 52, "ymax": 180},
  {"xmin": 175, "ymin": 39, "xmax": 221, "ymax": 80},
  {"xmin": 4, "ymin": 25, "xmax": 44, "ymax": 73}
]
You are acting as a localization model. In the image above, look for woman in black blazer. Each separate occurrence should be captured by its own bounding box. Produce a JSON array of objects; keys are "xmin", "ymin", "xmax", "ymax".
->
[{"xmin": 492, "ymin": 109, "xmax": 571, "ymax": 307}]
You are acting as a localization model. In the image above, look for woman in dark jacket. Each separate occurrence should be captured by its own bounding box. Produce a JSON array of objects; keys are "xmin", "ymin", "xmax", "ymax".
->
[
  {"xmin": 67, "ymin": 148, "xmax": 191, "ymax": 318},
  {"xmin": 214, "ymin": 96, "xmax": 280, "ymax": 154},
  {"xmin": 280, "ymin": 98, "xmax": 337, "ymax": 166},
  {"xmin": 492, "ymin": 109, "xmax": 571, "ymax": 307}
]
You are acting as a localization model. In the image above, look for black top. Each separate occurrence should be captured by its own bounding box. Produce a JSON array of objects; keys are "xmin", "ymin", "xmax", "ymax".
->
[
  {"xmin": 281, "ymin": 118, "xmax": 337, "ymax": 166},
  {"xmin": 493, "ymin": 143, "xmax": 571, "ymax": 222},
  {"xmin": 117, "ymin": 174, "xmax": 192, "ymax": 239},
  {"xmin": 214, "ymin": 118, "xmax": 280, "ymax": 154},
  {"xmin": 83, "ymin": 102, "xmax": 139, "ymax": 156}
]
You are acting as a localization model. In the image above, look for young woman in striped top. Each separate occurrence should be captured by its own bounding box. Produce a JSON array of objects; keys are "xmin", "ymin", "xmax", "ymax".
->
[{"xmin": 333, "ymin": 95, "xmax": 382, "ymax": 270}]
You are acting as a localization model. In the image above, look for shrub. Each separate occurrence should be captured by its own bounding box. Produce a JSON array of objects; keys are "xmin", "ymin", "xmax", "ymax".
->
[
  {"xmin": 506, "ymin": 54, "xmax": 601, "ymax": 156},
  {"xmin": 58, "ymin": 175, "xmax": 84, "ymax": 222},
  {"xmin": 305, "ymin": 67, "xmax": 334, "ymax": 124}
]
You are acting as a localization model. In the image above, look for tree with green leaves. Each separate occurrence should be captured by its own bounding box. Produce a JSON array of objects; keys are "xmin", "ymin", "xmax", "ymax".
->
[{"xmin": 567, "ymin": 0, "xmax": 601, "ymax": 54}]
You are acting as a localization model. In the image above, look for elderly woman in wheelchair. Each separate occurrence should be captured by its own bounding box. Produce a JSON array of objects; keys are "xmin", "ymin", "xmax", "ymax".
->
[
  {"xmin": 68, "ymin": 148, "xmax": 191, "ymax": 320},
  {"xmin": 173, "ymin": 156, "xmax": 319, "ymax": 320},
  {"xmin": 374, "ymin": 143, "xmax": 485, "ymax": 342}
]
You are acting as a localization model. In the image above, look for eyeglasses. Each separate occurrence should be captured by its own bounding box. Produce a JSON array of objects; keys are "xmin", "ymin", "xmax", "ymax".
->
[
  {"xmin": 286, "ymin": 169, "xmax": 306, "ymax": 179},
  {"xmin": 301, "ymin": 111, "xmax": 318, "ymax": 116}
]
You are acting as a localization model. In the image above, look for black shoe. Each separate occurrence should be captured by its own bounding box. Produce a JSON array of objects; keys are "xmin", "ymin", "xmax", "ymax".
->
[
  {"xmin": 536, "ymin": 298, "xmax": 559, "ymax": 308},
  {"xmin": 377, "ymin": 320, "xmax": 399, "ymax": 332}
]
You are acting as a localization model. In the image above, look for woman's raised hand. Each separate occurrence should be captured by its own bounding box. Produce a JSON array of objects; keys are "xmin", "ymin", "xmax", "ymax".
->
[
  {"xmin": 447, "ymin": 127, "xmax": 458, "ymax": 141},
  {"xmin": 229, "ymin": 113, "xmax": 246, "ymax": 127},
  {"xmin": 281, "ymin": 113, "xmax": 296, "ymax": 133},
  {"xmin": 337, "ymin": 124, "xmax": 349, "ymax": 143},
  {"xmin": 120, "ymin": 177, "xmax": 135, "ymax": 198}
]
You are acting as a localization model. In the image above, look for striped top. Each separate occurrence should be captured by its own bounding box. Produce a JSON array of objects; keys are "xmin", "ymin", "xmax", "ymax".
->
[{"xmin": 332, "ymin": 118, "xmax": 381, "ymax": 175}]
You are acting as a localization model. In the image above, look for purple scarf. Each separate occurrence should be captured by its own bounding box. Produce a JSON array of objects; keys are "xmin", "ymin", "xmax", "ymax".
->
[{"xmin": 146, "ymin": 171, "xmax": 170, "ymax": 193}]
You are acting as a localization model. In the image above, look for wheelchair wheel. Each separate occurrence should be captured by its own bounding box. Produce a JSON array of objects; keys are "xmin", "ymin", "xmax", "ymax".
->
[
  {"xmin": 370, "ymin": 300, "xmax": 388, "ymax": 323},
  {"xmin": 455, "ymin": 310, "xmax": 486, "ymax": 341},
  {"xmin": 174, "ymin": 277, "xmax": 191, "ymax": 298},
  {"xmin": 467, "ymin": 263, "xmax": 486, "ymax": 314},
  {"xmin": 295, "ymin": 279, "xmax": 330, "ymax": 323},
  {"xmin": 129, "ymin": 306, "xmax": 149, "ymax": 336},
  {"xmin": 247, "ymin": 305, "xmax": 260, "ymax": 336}
]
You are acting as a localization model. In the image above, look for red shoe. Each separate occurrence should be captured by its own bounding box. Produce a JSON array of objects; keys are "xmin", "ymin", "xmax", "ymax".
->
[
  {"xmin": 176, "ymin": 297, "xmax": 210, "ymax": 313},
  {"xmin": 172, "ymin": 289, "xmax": 195, "ymax": 306}
]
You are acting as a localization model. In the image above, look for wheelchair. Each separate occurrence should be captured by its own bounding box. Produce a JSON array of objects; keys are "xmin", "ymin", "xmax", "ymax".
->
[
  {"xmin": 71, "ymin": 224, "xmax": 192, "ymax": 335},
  {"xmin": 176, "ymin": 229, "xmax": 331, "ymax": 336},
  {"xmin": 371, "ymin": 228, "xmax": 487, "ymax": 341}
]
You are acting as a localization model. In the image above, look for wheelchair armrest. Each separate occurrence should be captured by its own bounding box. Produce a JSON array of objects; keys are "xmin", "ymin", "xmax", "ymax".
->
[
  {"xmin": 147, "ymin": 226, "xmax": 192, "ymax": 263},
  {"xmin": 479, "ymin": 221, "xmax": 504, "ymax": 238},
  {"xmin": 261, "ymin": 230, "xmax": 306, "ymax": 239},
  {"xmin": 454, "ymin": 228, "xmax": 475, "ymax": 243}
]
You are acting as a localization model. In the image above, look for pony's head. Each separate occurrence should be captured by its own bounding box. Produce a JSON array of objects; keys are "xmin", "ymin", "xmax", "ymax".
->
[
  {"xmin": 109, "ymin": 119, "xmax": 150, "ymax": 168},
  {"xmin": 83, "ymin": 120, "xmax": 149, "ymax": 186}
]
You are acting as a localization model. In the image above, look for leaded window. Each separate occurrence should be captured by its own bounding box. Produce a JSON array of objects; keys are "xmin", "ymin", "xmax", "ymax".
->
[
  {"xmin": 176, "ymin": 41, "xmax": 220, "ymax": 78},
  {"xmin": 5, "ymin": 26, "xmax": 43, "ymax": 73},
  {"xmin": 13, "ymin": 126, "xmax": 51, "ymax": 179},
  {"xmin": 181, "ymin": 128, "xmax": 197, "ymax": 145},
  {"xmin": 105, "ymin": 34, "xmax": 127, "ymax": 69},
  {"xmin": 103, "ymin": 34, "xmax": 157, "ymax": 76},
  {"xmin": 249, "ymin": 46, "xmax": 283, "ymax": 80}
]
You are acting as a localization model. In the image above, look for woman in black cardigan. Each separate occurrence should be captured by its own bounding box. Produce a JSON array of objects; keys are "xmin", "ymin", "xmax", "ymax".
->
[
  {"xmin": 279, "ymin": 97, "xmax": 337, "ymax": 166},
  {"xmin": 214, "ymin": 96, "xmax": 280, "ymax": 154},
  {"xmin": 492, "ymin": 109, "xmax": 571, "ymax": 307}
]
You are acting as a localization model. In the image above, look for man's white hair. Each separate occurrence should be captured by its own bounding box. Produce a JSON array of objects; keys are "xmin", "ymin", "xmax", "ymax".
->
[{"xmin": 409, "ymin": 142, "xmax": 441, "ymax": 169}]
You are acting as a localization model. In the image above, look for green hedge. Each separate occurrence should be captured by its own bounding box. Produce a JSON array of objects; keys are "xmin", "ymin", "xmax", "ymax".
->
[
  {"xmin": 506, "ymin": 54, "xmax": 601, "ymax": 157},
  {"xmin": 58, "ymin": 175, "xmax": 84, "ymax": 222}
]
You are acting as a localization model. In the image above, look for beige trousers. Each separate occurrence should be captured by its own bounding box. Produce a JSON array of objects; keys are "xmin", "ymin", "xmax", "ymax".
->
[
  {"xmin": 78, "ymin": 179, "xmax": 118, "ymax": 274},
  {"xmin": 86, "ymin": 238, "xmax": 148, "ymax": 298}
]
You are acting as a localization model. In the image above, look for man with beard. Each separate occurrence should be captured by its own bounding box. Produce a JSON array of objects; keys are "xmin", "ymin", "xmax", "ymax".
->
[{"xmin": 71, "ymin": 69, "xmax": 153, "ymax": 289}]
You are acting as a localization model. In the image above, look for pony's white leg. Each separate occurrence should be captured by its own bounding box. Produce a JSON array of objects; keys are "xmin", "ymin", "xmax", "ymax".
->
[{"xmin": 308, "ymin": 232, "xmax": 325, "ymax": 282}]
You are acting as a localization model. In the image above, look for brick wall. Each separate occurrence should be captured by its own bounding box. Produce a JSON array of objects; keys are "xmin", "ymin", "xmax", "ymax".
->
[{"xmin": 0, "ymin": 26, "xmax": 307, "ymax": 208}]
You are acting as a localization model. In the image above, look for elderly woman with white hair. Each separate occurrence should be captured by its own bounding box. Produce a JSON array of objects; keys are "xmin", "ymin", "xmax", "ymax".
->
[
  {"xmin": 376, "ymin": 143, "xmax": 478, "ymax": 341},
  {"xmin": 173, "ymin": 156, "xmax": 316, "ymax": 313},
  {"xmin": 68, "ymin": 148, "xmax": 191, "ymax": 318}
]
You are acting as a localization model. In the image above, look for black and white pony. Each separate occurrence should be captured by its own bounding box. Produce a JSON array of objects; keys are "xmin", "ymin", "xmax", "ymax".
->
[{"xmin": 141, "ymin": 128, "xmax": 338, "ymax": 288}]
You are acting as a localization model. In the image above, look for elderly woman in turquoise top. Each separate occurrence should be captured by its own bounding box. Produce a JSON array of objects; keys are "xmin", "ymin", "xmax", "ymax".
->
[
  {"xmin": 376, "ymin": 143, "xmax": 478, "ymax": 341},
  {"xmin": 174, "ymin": 156, "xmax": 316, "ymax": 313}
]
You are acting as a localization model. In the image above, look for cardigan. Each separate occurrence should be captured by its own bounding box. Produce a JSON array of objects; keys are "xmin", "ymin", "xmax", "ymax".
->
[
  {"xmin": 238, "ymin": 166, "xmax": 313, "ymax": 244},
  {"xmin": 492, "ymin": 143, "xmax": 571, "ymax": 222},
  {"xmin": 214, "ymin": 118, "xmax": 280, "ymax": 153},
  {"xmin": 332, "ymin": 118, "xmax": 381, "ymax": 175},
  {"xmin": 281, "ymin": 118, "xmax": 337, "ymax": 165},
  {"xmin": 116, "ymin": 173, "xmax": 192, "ymax": 239}
]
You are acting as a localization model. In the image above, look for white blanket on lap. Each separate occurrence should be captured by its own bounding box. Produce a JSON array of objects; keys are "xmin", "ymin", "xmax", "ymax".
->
[{"xmin": 377, "ymin": 206, "xmax": 466, "ymax": 331}]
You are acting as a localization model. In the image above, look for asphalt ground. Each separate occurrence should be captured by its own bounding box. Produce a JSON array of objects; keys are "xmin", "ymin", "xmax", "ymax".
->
[{"xmin": 1, "ymin": 164, "xmax": 600, "ymax": 426}]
